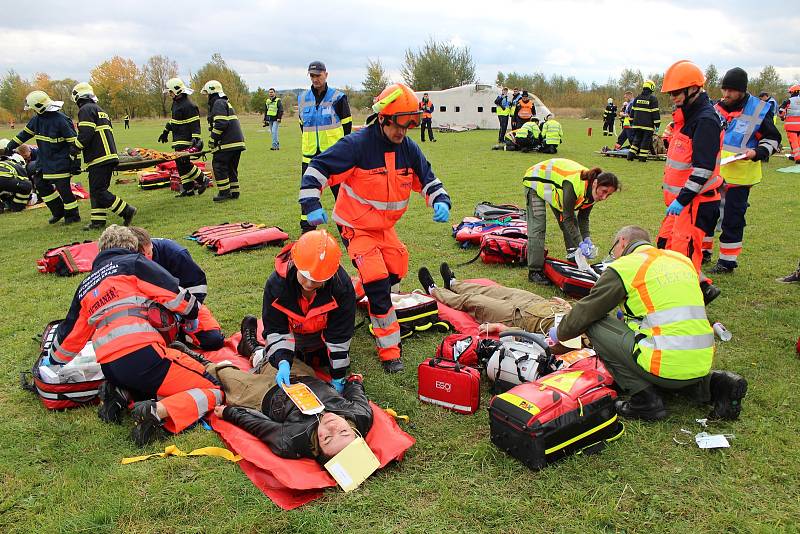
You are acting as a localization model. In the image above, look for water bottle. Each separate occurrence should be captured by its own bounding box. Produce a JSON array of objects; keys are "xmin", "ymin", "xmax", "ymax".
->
[{"xmin": 712, "ymin": 322, "xmax": 731, "ymax": 342}]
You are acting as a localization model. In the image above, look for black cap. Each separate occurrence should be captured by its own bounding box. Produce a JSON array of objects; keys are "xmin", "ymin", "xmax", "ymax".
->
[
  {"xmin": 521, "ymin": 90, "xmax": 529, "ymax": 97},
  {"xmin": 721, "ymin": 67, "xmax": 748, "ymax": 92},
  {"xmin": 308, "ymin": 61, "xmax": 326, "ymax": 74},
  {"xmin": 758, "ymin": 91, "xmax": 769, "ymax": 97}
]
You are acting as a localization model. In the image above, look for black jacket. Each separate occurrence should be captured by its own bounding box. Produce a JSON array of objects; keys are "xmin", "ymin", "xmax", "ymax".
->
[
  {"xmin": 222, "ymin": 376, "xmax": 373, "ymax": 460},
  {"xmin": 165, "ymin": 94, "xmax": 201, "ymax": 150},
  {"xmin": 8, "ymin": 111, "xmax": 76, "ymax": 179},
  {"xmin": 262, "ymin": 248, "xmax": 356, "ymax": 379},
  {"xmin": 76, "ymin": 99, "xmax": 119, "ymax": 168},
  {"xmin": 207, "ymin": 94, "xmax": 245, "ymax": 152},
  {"xmin": 630, "ymin": 89, "xmax": 661, "ymax": 130},
  {"xmin": 603, "ymin": 103, "xmax": 618, "ymax": 120}
]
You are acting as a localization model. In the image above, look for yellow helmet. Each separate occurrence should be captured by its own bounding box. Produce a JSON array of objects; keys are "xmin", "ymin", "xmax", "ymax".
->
[
  {"xmin": 200, "ymin": 80, "xmax": 225, "ymax": 96},
  {"xmin": 71, "ymin": 82, "xmax": 95, "ymax": 103},
  {"xmin": 164, "ymin": 77, "xmax": 193, "ymax": 96},
  {"xmin": 643, "ymin": 80, "xmax": 656, "ymax": 91},
  {"xmin": 24, "ymin": 90, "xmax": 54, "ymax": 114}
]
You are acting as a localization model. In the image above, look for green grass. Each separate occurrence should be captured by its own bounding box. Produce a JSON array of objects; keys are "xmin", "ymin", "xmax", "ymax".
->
[{"xmin": 1, "ymin": 115, "xmax": 799, "ymax": 533}]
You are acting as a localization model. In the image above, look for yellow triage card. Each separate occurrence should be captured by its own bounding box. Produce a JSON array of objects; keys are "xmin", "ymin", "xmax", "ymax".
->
[
  {"xmin": 281, "ymin": 382, "xmax": 325, "ymax": 415},
  {"xmin": 324, "ymin": 437, "xmax": 380, "ymax": 492}
]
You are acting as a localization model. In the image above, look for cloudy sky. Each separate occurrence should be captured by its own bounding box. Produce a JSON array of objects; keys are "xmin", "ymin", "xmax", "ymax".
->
[{"xmin": 2, "ymin": 0, "xmax": 798, "ymax": 91}]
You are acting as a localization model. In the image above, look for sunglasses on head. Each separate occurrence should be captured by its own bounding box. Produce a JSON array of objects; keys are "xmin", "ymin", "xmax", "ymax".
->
[{"xmin": 387, "ymin": 111, "xmax": 422, "ymax": 129}]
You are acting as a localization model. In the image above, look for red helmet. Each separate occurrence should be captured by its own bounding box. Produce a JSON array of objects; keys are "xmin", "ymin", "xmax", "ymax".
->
[
  {"xmin": 291, "ymin": 229, "xmax": 342, "ymax": 282},
  {"xmin": 372, "ymin": 83, "xmax": 422, "ymax": 128},
  {"xmin": 661, "ymin": 60, "xmax": 705, "ymax": 93}
]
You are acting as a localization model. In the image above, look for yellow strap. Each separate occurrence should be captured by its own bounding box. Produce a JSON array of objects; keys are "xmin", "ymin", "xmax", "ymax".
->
[
  {"xmin": 121, "ymin": 444, "xmax": 241, "ymax": 465},
  {"xmin": 383, "ymin": 407, "xmax": 409, "ymax": 423}
]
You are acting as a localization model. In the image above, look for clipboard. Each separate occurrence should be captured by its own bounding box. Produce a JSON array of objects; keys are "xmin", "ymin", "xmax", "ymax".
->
[
  {"xmin": 720, "ymin": 152, "xmax": 748, "ymax": 166},
  {"xmin": 324, "ymin": 437, "xmax": 380, "ymax": 492}
]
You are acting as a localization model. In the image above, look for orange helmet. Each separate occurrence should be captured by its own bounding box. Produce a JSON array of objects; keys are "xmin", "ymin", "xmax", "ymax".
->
[
  {"xmin": 372, "ymin": 83, "xmax": 421, "ymax": 128},
  {"xmin": 789, "ymin": 84, "xmax": 800, "ymax": 93},
  {"xmin": 661, "ymin": 60, "xmax": 705, "ymax": 93},
  {"xmin": 290, "ymin": 229, "xmax": 342, "ymax": 282}
]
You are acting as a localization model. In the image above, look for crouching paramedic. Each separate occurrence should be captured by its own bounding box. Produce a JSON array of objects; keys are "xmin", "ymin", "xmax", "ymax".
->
[
  {"xmin": 656, "ymin": 60, "xmax": 723, "ymax": 305},
  {"xmin": 236, "ymin": 229, "xmax": 356, "ymax": 393},
  {"xmin": 129, "ymin": 226, "xmax": 224, "ymax": 351},
  {"xmin": 0, "ymin": 141, "xmax": 33, "ymax": 211},
  {"xmin": 48, "ymin": 225, "xmax": 222, "ymax": 446},
  {"xmin": 550, "ymin": 225, "xmax": 747, "ymax": 422},
  {"xmin": 299, "ymin": 83, "xmax": 452, "ymax": 373}
]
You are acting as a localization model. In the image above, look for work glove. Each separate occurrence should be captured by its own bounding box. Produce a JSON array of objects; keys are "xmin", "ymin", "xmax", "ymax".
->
[
  {"xmin": 307, "ymin": 207, "xmax": 328, "ymax": 226},
  {"xmin": 70, "ymin": 157, "xmax": 82, "ymax": 176},
  {"xmin": 182, "ymin": 318, "xmax": 199, "ymax": 334},
  {"xmin": 432, "ymin": 202, "xmax": 450, "ymax": 223},
  {"xmin": 547, "ymin": 326, "xmax": 559, "ymax": 346},
  {"xmin": 191, "ymin": 138, "xmax": 204, "ymax": 151},
  {"xmin": 666, "ymin": 199, "xmax": 685, "ymax": 216},
  {"xmin": 330, "ymin": 377, "xmax": 347, "ymax": 394},
  {"xmin": 276, "ymin": 360, "xmax": 291, "ymax": 388},
  {"xmin": 158, "ymin": 130, "xmax": 169, "ymax": 144}
]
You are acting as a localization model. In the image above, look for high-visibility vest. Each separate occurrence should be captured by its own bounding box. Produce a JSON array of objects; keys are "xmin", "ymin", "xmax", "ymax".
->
[
  {"xmin": 608, "ymin": 245, "xmax": 714, "ymax": 380},
  {"xmin": 785, "ymin": 95, "xmax": 800, "ymax": 132},
  {"xmin": 298, "ymin": 87, "xmax": 345, "ymax": 161},
  {"xmin": 420, "ymin": 100, "xmax": 433, "ymax": 119},
  {"xmin": 522, "ymin": 158, "xmax": 592, "ymax": 212},
  {"xmin": 516, "ymin": 121, "xmax": 540, "ymax": 139},
  {"xmin": 517, "ymin": 100, "xmax": 534, "ymax": 120},
  {"xmin": 265, "ymin": 97, "xmax": 281, "ymax": 117},
  {"xmin": 662, "ymin": 108, "xmax": 723, "ymax": 204},
  {"xmin": 622, "ymin": 116, "xmax": 632, "ymax": 129},
  {"xmin": 541, "ymin": 119, "xmax": 563, "ymax": 145},
  {"xmin": 715, "ymin": 94, "xmax": 768, "ymax": 186},
  {"xmin": 496, "ymin": 95, "xmax": 511, "ymax": 116}
]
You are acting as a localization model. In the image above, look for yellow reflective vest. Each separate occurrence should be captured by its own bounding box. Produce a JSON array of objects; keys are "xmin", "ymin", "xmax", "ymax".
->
[
  {"xmin": 522, "ymin": 158, "xmax": 591, "ymax": 212},
  {"xmin": 608, "ymin": 245, "xmax": 714, "ymax": 380},
  {"xmin": 541, "ymin": 119, "xmax": 563, "ymax": 145}
]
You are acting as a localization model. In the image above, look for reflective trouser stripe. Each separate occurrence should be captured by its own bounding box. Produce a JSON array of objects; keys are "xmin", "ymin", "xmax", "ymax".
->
[
  {"xmin": 159, "ymin": 388, "xmax": 222, "ymax": 434},
  {"xmin": 370, "ymin": 308, "xmax": 401, "ymax": 359},
  {"xmin": 702, "ymin": 236, "xmax": 714, "ymax": 251}
]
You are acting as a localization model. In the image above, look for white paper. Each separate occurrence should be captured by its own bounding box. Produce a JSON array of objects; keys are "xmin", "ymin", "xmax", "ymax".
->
[
  {"xmin": 554, "ymin": 313, "xmax": 582, "ymax": 349},
  {"xmin": 328, "ymin": 463, "xmax": 353, "ymax": 488},
  {"xmin": 695, "ymin": 432, "xmax": 730, "ymax": 449},
  {"xmin": 720, "ymin": 153, "xmax": 748, "ymax": 166}
]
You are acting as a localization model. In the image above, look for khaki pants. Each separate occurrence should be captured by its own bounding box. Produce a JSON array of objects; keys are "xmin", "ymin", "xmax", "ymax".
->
[
  {"xmin": 431, "ymin": 280, "xmax": 569, "ymax": 333},
  {"xmin": 205, "ymin": 359, "xmax": 317, "ymax": 410}
]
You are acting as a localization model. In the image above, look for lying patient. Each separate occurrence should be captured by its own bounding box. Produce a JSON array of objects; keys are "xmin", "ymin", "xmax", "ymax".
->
[{"xmin": 182, "ymin": 337, "xmax": 373, "ymax": 463}]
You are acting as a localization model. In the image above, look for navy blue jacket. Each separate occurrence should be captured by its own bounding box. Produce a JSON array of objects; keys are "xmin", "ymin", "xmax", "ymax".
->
[
  {"xmin": 151, "ymin": 238, "xmax": 208, "ymax": 303},
  {"xmin": 675, "ymin": 91, "xmax": 724, "ymax": 206},
  {"xmin": 8, "ymin": 111, "xmax": 77, "ymax": 179}
]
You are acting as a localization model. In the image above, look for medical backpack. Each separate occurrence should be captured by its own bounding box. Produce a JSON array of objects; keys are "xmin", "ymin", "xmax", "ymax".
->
[
  {"xmin": 543, "ymin": 256, "xmax": 604, "ymax": 298},
  {"xmin": 488, "ymin": 359, "xmax": 624, "ymax": 469},
  {"xmin": 476, "ymin": 227, "xmax": 528, "ymax": 265},
  {"xmin": 138, "ymin": 170, "xmax": 171, "ymax": 189},
  {"xmin": 21, "ymin": 320, "xmax": 104, "ymax": 410},
  {"xmin": 417, "ymin": 356, "xmax": 481, "ymax": 415},
  {"xmin": 434, "ymin": 333, "xmax": 501, "ymax": 369},
  {"xmin": 484, "ymin": 331, "xmax": 558, "ymax": 393},
  {"xmin": 474, "ymin": 201, "xmax": 526, "ymax": 220},
  {"xmin": 452, "ymin": 217, "xmax": 527, "ymax": 248},
  {"xmin": 36, "ymin": 241, "xmax": 99, "ymax": 276},
  {"xmin": 361, "ymin": 291, "xmax": 450, "ymax": 340}
]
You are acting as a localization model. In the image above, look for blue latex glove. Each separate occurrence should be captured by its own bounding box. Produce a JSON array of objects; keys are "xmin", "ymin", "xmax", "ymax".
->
[
  {"xmin": 276, "ymin": 360, "xmax": 291, "ymax": 388},
  {"xmin": 547, "ymin": 326, "xmax": 559, "ymax": 345},
  {"xmin": 182, "ymin": 318, "xmax": 199, "ymax": 334},
  {"xmin": 307, "ymin": 207, "xmax": 328, "ymax": 226},
  {"xmin": 666, "ymin": 199, "xmax": 685, "ymax": 216},
  {"xmin": 433, "ymin": 202, "xmax": 450, "ymax": 223},
  {"xmin": 578, "ymin": 240, "xmax": 593, "ymax": 258},
  {"xmin": 331, "ymin": 377, "xmax": 347, "ymax": 394}
]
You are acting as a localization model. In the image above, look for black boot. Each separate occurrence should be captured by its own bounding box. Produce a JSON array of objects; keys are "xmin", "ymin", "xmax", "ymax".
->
[
  {"xmin": 439, "ymin": 262, "xmax": 456, "ymax": 290},
  {"xmin": 700, "ymin": 281, "xmax": 721, "ymax": 305},
  {"xmin": 236, "ymin": 315, "xmax": 261, "ymax": 358},
  {"xmin": 708, "ymin": 262, "xmax": 735, "ymax": 275},
  {"xmin": 48, "ymin": 214, "xmax": 64, "ymax": 224},
  {"xmin": 64, "ymin": 213, "xmax": 81, "ymax": 224},
  {"xmin": 230, "ymin": 192, "xmax": 240, "ymax": 199},
  {"xmin": 382, "ymin": 358, "xmax": 404, "ymax": 373},
  {"xmin": 213, "ymin": 189, "xmax": 232, "ymax": 202},
  {"xmin": 121, "ymin": 205, "xmax": 137, "ymax": 226},
  {"xmin": 615, "ymin": 387, "xmax": 667, "ymax": 421},
  {"xmin": 175, "ymin": 189, "xmax": 195, "ymax": 198},
  {"xmin": 195, "ymin": 176, "xmax": 209, "ymax": 195},
  {"xmin": 97, "ymin": 381, "xmax": 130, "ymax": 424},
  {"xmin": 170, "ymin": 340, "xmax": 211, "ymax": 366},
  {"xmin": 708, "ymin": 370, "xmax": 747, "ymax": 420},
  {"xmin": 418, "ymin": 267, "xmax": 436, "ymax": 294},
  {"xmin": 83, "ymin": 222, "xmax": 106, "ymax": 231},
  {"xmin": 528, "ymin": 270, "xmax": 552, "ymax": 285},
  {"xmin": 130, "ymin": 400, "xmax": 167, "ymax": 447}
]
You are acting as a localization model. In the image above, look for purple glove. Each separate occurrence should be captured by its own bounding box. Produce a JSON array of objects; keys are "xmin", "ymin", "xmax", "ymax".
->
[{"xmin": 548, "ymin": 326, "xmax": 559, "ymax": 345}]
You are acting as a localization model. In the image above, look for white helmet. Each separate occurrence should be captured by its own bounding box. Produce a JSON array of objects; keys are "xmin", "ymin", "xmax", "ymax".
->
[
  {"xmin": 0, "ymin": 138, "xmax": 9, "ymax": 151},
  {"xmin": 200, "ymin": 80, "xmax": 225, "ymax": 97},
  {"xmin": 607, "ymin": 98, "xmax": 613, "ymax": 104},
  {"xmin": 71, "ymin": 82, "xmax": 96, "ymax": 103},
  {"xmin": 164, "ymin": 77, "xmax": 194, "ymax": 96}
]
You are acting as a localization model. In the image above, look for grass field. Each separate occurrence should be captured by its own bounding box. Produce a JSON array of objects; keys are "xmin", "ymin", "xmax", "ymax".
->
[{"xmin": 0, "ymin": 114, "xmax": 799, "ymax": 533}]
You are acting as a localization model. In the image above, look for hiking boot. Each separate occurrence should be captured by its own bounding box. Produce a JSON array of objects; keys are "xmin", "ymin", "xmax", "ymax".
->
[
  {"xmin": 776, "ymin": 269, "xmax": 800, "ymax": 283},
  {"xmin": 418, "ymin": 267, "xmax": 436, "ymax": 294},
  {"xmin": 97, "ymin": 381, "xmax": 130, "ymax": 424},
  {"xmin": 213, "ymin": 189, "xmax": 232, "ymax": 202},
  {"xmin": 700, "ymin": 281, "xmax": 721, "ymax": 305},
  {"xmin": 175, "ymin": 189, "xmax": 195, "ymax": 198},
  {"xmin": 626, "ymin": 151, "xmax": 636, "ymax": 161},
  {"xmin": 121, "ymin": 205, "xmax": 137, "ymax": 226},
  {"xmin": 130, "ymin": 400, "xmax": 167, "ymax": 447},
  {"xmin": 615, "ymin": 387, "xmax": 667, "ymax": 421},
  {"xmin": 170, "ymin": 340, "xmax": 211, "ymax": 366},
  {"xmin": 236, "ymin": 315, "xmax": 261, "ymax": 358},
  {"xmin": 528, "ymin": 270, "xmax": 552, "ymax": 285},
  {"xmin": 638, "ymin": 156, "xmax": 648, "ymax": 162},
  {"xmin": 708, "ymin": 370, "xmax": 747, "ymax": 420},
  {"xmin": 195, "ymin": 176, "xmax": 209, "ymax": 195},
  {"xmin": 708, "ymin": 262, "xmax": 735, "ymax": 275},
  {"xmin": 439, "ymin": 262, "xmax": 456, "ymax": 290},
  {"xmin": 230, "ymin": 192, "xmax": 240, "ymax": 199},
  {"xmin": 64, "ymin": 214, "xmax": 81, "ymax": 224},
  {"xmin": 48, "ymin": 214, "xmax": 64, "ymax": 224},
  {"xmin": 83, "ymin": 222, "xmax": 106, "ymax": 232},
  {"xmin": 702, "ymin": 251, "xmax": 712, "ymax": 265},
  {"xmin": 382, "ymin": 358, "xmax": 404, "ymax": 373}
]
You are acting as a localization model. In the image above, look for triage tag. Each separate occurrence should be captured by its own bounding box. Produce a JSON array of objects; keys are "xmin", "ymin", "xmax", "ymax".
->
[
  {"xmin": 324, "ymin": 437, "xmax": 379, "ymax": 492},
  {"xmin": 281, "ymin": 382, "xmax": 325, "ymax": 415},
  {"xmin": 554, "ymin": 313, "xmax": 582, "ymax": 349}
]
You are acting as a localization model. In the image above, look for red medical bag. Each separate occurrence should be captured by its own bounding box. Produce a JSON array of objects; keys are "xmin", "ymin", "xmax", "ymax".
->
[{"xmin": 417, "ymin": 357, "xmax": 480, "ymax": 414}]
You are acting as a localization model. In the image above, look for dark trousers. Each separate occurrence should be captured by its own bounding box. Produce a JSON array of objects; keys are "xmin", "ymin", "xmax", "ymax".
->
[
  {"xmin": 616, "ymin": 128, "xmax": 632, "ymax": 147},
  {"xmin": 124, "ymin": 120, "xmax": 130, "ymax": 129},
  {"xmin": 602, "ymin": 116, "xmax": 615, "ymax": 135},
  {"xmin": 88, "ymin": 163, "xmax": 127, "ymax": 224},
  {"xmin": 629, "ymin": 128, "xmax": 654, "ymax": 157},
  {"xmin": 420, "ymin": 118, "xmax": 435, "ymax": 142},
  {"xmin": 712, "ymin": 185, "xmax": 751, "ymax": 268},
  {"xmin": 211, "ymin": 150, "xmax": 242, "ymax": 195},
  {"xmin": 498, "ymin": 115, "xmax": 509, "ymax": 142},
  {"xmin": 511, "ymin": 117, "xmax": 523, "ymax": 130},
  {"xmin": 540, "ymin": 144, "xmax": 558, "ymax": 154},
  {"xmin": 300, "ymin": 160, "xmax": 341, "ymax": 234},
  {"xmin": 0, "ymin": 176, "xmax": 32, "ymax": 210},
  {"xmin": 35, "ymin": 174, "xmax": 78, "ymax": 218},
  {"xmin": 176, "ymin": 156, "xmax": 204, "ymax": 190}
]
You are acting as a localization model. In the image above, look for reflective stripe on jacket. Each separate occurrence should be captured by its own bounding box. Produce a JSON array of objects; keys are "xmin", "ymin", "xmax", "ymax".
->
[
  {"xmin": 166, "ymin": 94, "xmax": 201, "ymax": 150},
  {"xmin": 522, "ymin": 158, "xmax": 592, "ymax": 212},
  {"xmin": 715, "ymin": 94, "xmax": 768, "ymax": 186},
  {"xmin": 208, "ymin": 95, "xmax": 245, "ymax": 152},
  {"xmin": 299, "ymin": 87, "xmax": 346, "ymax": 160},
  {"xmin": 516, "ymin": 100, "xmax": 534, "ymax": 120},
  {"xmin": 8, "ymin": 111, "xmax": 76, "ymax": 179},
  {"xmin": 76, "ymin": 100, "xmax": 119, "ymax": 168},
  {"xmin": 541, "ymin": 119, "xmax": 563, "ymax": 145},
  {"xmin": 608, "ymin": 244, "xmax": 713, "ymax": 380},
  {"xmin": 785, "ymin": 95, "xmax": 800, "ymax": 131}
]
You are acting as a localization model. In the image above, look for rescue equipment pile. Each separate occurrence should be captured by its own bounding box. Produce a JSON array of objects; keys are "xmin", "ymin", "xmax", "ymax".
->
[{"xmin": 189, "ymin": 223, "xmax": 289, "ymax": 255}]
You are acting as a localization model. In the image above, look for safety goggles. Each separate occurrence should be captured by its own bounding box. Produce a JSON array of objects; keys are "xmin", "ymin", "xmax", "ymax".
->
[
  {"xmin": 387, "ymin": 111, "xmax": 422, "ymax": 129},
  {"xmin": 602, "ymin": 238, "xmax": 620, "ymax": 264},
  {"xmin": 667, "ymin": 89, "xmax": 684, "ymax": 97}
]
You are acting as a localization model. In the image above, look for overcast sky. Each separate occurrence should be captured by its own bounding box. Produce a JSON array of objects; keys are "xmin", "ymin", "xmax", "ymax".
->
[{"xmin": 2, "ymin": 0, "xmax": 798, "ymax": 91}]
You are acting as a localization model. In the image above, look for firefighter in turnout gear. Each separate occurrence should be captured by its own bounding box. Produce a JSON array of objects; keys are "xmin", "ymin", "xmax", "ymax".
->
[
  {"xmin": 72, "ymin": 83, "xmax": 136, "ymax": 230},
  {"xmin": 48, "ymin": 225, "xmax": 222, "ymax": 447},
  {"xmin": 201, "ymin": 80, "xmax": 246, "ymax": 202},
  {"xmin": 159, "ymin": 78, "xmax": 208, "ymax": 197},
  {"xmin": 627, "ymin": 80, "xmax": 661, "ymax": 161},
  {"xmin": 4, "ymin": 91, "xmax": 81, "ymax": 224},
  {"xmin": 238, "ymin": 230, "xmax": 357, "ymax": 392},
  {"xmin": 603, "ymin": 98, "xmax": 617, "ymax": 136},
  {"xmin": 299, "ymin": 83, "xmax": 451, "ymax": 373},
  {"xmin": 0, "ymin": 141, "xmax": 32, "ymax": 212},
  {"xmin": 298, "ymin": 61, "xmax": 353, "ymax": 232},
  {"xmin": 706, "ymin": 68, "xmax": 781, "ymax": 274},
  {"xmin": 656, "ymin": 60, "xmax": 722, "ymax": 305}
]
